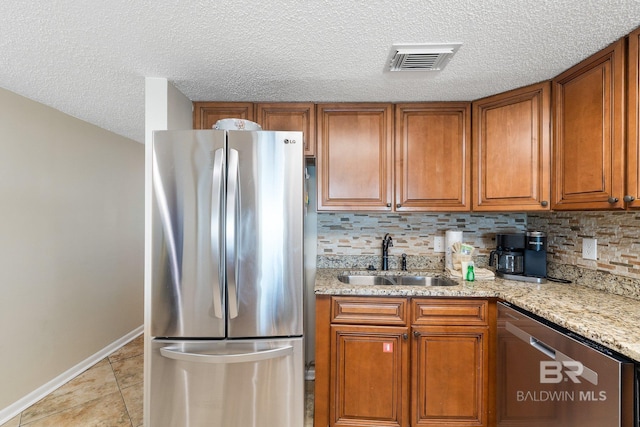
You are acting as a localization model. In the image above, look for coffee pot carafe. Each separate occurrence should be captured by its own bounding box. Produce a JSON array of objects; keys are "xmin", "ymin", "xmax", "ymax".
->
[
  {"xmin": 490, "ymin": 250, "xmax": 524, "ymax": 274},
  {"xmin": 489, "ymin": 233, "xmax": 524, "ymax": 274}
]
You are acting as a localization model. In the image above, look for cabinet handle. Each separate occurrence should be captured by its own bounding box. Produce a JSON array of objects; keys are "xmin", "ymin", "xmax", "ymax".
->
[
  {"xmin": 396, "ymin": 203, "xmax": 401, "ymax": 209},
  {"xmin": 386, "ymin": 203, "xmax": 392, "ymax": 208},
  {"xmin": 413, "ymin": 330, "xmax": 420, "ymax": 338},
  {"xmin": 608, "ymin": 197, "xmax": 619, "ymax": 204},
  {"xmin": 402, "ymin": 333, "xmax": 408, "ymax": 340},
  {"xmin": 540, "ymin": 201, "xmax": 548, "ymax": 207},
  {"xmin": 624, "ymin": 195, "xmax": 636, "ymax": 203}
]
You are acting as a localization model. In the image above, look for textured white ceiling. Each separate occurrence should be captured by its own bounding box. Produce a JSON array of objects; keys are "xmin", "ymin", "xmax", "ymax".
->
[{"xmin": 1, "ymin": 0, "xmax": 640, "ymax": 143}]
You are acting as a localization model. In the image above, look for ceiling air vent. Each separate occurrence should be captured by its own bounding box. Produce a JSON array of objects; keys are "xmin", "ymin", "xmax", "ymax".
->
[{"xmin": 388, "ymin": 43, "xmax": 462, "ymax": 72}]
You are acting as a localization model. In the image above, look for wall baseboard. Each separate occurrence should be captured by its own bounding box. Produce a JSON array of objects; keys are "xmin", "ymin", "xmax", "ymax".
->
[{"xmin": 0, "ymin": 325, "xmax": 144, "ymax": 425}]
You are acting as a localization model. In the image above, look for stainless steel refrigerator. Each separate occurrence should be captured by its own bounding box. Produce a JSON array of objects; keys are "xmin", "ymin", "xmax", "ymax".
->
[{"xmin": 147, "ymin": 129, "xmax": 304, "ymax": 427}]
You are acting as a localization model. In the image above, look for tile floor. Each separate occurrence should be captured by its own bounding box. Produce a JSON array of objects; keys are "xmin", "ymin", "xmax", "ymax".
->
[
  {"xmin": 2, "ymin": 335, "xmax": 144, "ymax": 427},
  {"xmin": 1, "ymin": 335, "xmax": 314, "ymax": 426}
]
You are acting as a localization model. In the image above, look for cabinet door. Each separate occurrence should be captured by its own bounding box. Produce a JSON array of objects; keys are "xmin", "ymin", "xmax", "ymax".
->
[
  {"xmin": 256, "ymin": 102, "xmax": 316, "ymax": 157},
  {"xmin": 330, "ymin": 324, "xmax": 409, "ymax": 427},
  {"xmin": 193, "ymin": 102, "xmax": 255, "ymax": 129},
  {"xmin": 472, "ymin": 82, "xmax": 551, "ymax": 211},
  {"xmin": 395, "ymin": 103, "xmax": 471, "ymax": 211},
  {"xmin": 412, "ymin": 326, "xmax": 488, "ymax": 427},
  {"xmin": 552, "ymin": 39, "xmax": 626, "ymax": 210},
  {"xmin": 317, "ymin": 103, "xmax": 393, "ymax": 211},
  {"xmin": 627, "ymin": 28, "xmax": 640, "ymax": 208}
]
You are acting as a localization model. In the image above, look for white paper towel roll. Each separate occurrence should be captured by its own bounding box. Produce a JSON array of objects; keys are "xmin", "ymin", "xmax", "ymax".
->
[{"xmin": 445, "ymin": 230, "xmax": 463, "ymax": 270}]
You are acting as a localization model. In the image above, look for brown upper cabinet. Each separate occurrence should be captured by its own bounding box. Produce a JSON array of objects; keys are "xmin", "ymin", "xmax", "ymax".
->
[
  {"xmin": 627, "ymin": 28, "xmax": 640, "ymax": 209},
  {"xmin": 395, "ymin": 103, "xmax": 471, "ymax": 211},
  {"xmin": 472, "ymin": 82, "xmax": 551, "ymax": 211},
  {"xmin": 316, "ymin": 103, "xmax": 394, "ymax": 211},
  {"xmin": 193, "ymin": 102, "xmax": 316, "ymax": 157},
  {"xmin": 193, "ymin": 102, "xmax": 255, "ymax": 129},
  {"xmin": 255, "ymin": 102, "xmax": 316, "ymax": 157},
  {"xmin": 193, "ymin": 29, "xmax": 640, "ymax": 212},
  {"xmin": 552, "ymin": 38, "xmax": 626, "ymax": 210}
]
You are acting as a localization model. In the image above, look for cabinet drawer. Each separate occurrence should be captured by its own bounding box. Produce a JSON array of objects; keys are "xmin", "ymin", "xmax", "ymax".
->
[
  {"xmin": 411, "ymin": 299, "xmax": 488, "ymax": 326},
  {"xmin": 331, "ymin": 297, "xmax": 408, "ymax": 326}
]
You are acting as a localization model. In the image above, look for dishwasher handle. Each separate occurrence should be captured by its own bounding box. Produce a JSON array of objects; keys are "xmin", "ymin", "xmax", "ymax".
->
[
  {"xmin": 530, "ymin": 336, "xmax": 556, "ymax": 359},
  {"xmin": 507, "ymin": 321, "xmax": 558, "ymax": 359},
  {"xmin": 159, "ymin": 345, "xmax": 293, "ymax": 364}
]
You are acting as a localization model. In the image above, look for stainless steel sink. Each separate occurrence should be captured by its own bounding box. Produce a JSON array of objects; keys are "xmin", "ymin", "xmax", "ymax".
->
[{"xmin": 337, "ymin": 275, "xmax": 458, "ymax": 286}]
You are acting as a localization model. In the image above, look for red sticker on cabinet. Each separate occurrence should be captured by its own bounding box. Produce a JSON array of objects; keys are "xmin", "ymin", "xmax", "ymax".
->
[{"xmin": 383, "ymin": 342, "xmax": 393, "ymax": 353}]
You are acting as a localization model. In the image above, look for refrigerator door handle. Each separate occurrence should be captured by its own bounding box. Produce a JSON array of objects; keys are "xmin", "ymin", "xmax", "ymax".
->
[
  {"xmin": 226, "ymin": 148, "xmax": 240, "ymax": 319},
  {"xmin": 159, "ymin": 345, "xmax": 293, "ymax": 364},
  {"xmin": 210, "ymin": 148, "xmax": 225, "ymax": 319}
]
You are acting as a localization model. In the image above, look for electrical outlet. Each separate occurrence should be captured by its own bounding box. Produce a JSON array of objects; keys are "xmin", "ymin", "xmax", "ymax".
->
[
  {"xmin": 434, "ymin": 236, "xmax": 445, "ymax": 253},
  {"xmin": 582, "ymin": 238, "xmax": 598, "ymax": 260}
]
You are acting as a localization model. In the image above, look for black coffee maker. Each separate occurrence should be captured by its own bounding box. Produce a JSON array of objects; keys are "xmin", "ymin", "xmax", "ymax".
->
[{"xmin": 490, "ymin": 231, "xmax": 547, "ymax": 283}]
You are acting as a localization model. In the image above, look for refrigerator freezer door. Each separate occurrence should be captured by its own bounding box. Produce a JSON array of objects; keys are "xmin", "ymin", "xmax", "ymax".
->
[
  {"xmin": 151, "ymin": 130, "xmax": 226, "ymax": 338},
  {"xmin": 150, "ymin": 338, "xmax": 304, "ymax": 427},
  {"xmin": 227, "ymin": 131, "xmax": 304, "ymax": 338}
]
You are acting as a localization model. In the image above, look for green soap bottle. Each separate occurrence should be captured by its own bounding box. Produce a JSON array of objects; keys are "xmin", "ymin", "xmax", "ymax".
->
[{"xmin": 466, "ymin": 264, "xmax": 475, "ymax": 282}]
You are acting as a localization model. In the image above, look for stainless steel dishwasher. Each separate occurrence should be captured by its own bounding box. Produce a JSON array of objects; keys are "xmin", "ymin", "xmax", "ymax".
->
[{"xmin": 497, "ymin": 301, "xmax": 637, "ymax": 427}]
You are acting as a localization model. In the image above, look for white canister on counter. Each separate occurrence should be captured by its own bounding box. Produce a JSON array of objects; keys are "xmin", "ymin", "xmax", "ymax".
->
[{"xmin": 445, "ymin": 230, "xmax": 463, "ymax": 270}]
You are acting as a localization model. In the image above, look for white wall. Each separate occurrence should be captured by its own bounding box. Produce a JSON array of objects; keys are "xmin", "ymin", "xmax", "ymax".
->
[
  {"xmin": 0, "ymin": 87, "xmax": 144, "ymax": 410},
  {"xmin": 144, "ymin": 77, "xmax": 192, "ymax": 144}
]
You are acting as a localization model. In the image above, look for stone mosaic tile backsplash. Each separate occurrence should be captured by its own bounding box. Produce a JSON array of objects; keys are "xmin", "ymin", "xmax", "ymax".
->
[
  {"xmin": 317, "ymin": 212, "xmax": 527, "ymax": 257},
  {"xmin": 528, "ymin": 211, "xmax": 640, "ymax": 280},
  {"xmin": 317, "ymin": 211, "xmax": 640, "ymax": 299}
]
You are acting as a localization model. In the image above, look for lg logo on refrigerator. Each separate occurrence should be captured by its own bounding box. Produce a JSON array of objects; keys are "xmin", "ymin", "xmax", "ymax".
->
[
  {"xmin": 283, "ymin": 139, "xmax": 297, "ymax": 144},
  {"xmin": 540, "ymin": 361, "xmax": 597, "ymax": 385}
]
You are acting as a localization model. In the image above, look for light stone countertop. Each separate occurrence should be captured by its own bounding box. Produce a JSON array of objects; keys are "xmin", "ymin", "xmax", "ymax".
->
[{"xmin": 314, "ymin": 268, "xmax": 640, "ymax": 362}]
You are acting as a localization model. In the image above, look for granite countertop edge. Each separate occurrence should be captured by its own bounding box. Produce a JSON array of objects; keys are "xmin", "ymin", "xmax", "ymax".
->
[{"xmin": 314, "ymin": 268, "xmax": 640, "ymax": 362}]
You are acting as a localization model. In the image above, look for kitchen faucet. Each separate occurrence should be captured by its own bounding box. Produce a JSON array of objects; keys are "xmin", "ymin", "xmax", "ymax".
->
[{"xmin": 382, "ymin": 233, "xmax": 393, "ymax": 271}]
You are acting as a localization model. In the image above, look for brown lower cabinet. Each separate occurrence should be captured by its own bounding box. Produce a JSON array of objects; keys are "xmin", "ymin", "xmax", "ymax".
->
[
  {"xmin": 315, "ymin": 296, "xmax": 496, "ymax": 427},
  {"xmin": 331, "ymin": 324, "xmax": 410, "ymax": 426}
]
